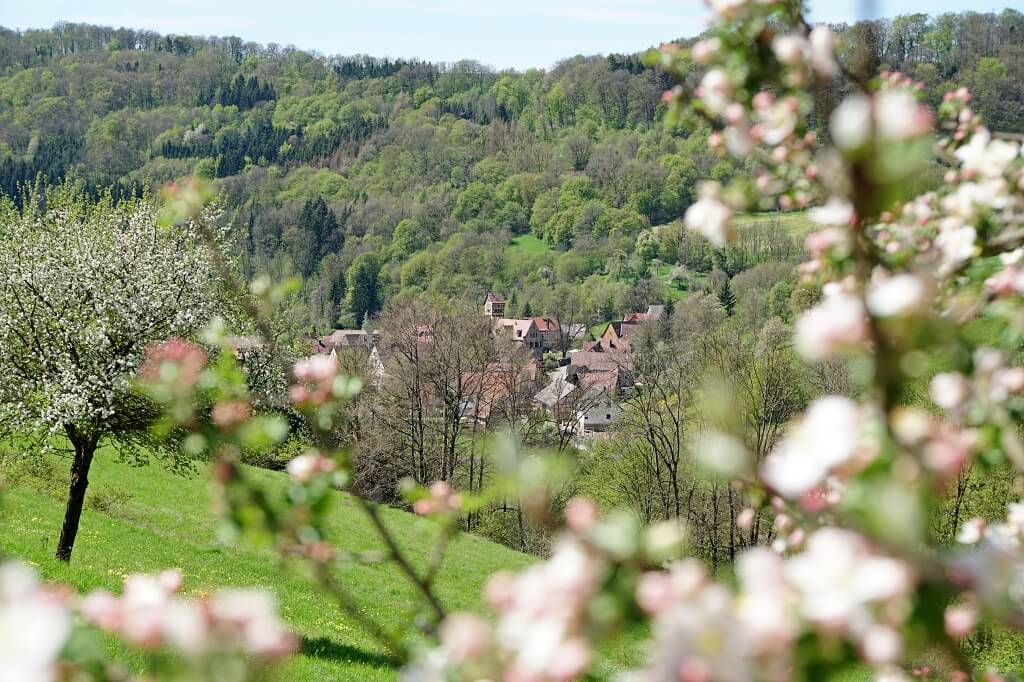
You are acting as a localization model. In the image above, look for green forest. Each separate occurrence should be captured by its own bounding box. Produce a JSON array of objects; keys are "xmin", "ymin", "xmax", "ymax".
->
[{"xmin": 1, "ymin": 11, "xmax": 1022, "ymax": 336}]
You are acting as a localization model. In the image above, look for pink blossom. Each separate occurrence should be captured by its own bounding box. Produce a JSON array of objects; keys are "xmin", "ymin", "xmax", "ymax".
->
[
  {"xmin": 565, "ymin": 497, "xmax": 599, "ymax": 532},
  {"xmin": 80, "ymin": 589, "xmax": 122, "ymax": 631},
  {"xmin": 707, "ymin": 0, "xmax": 750, "ymax": 20},
  {"xmin": 161, "ymin": 601, "xmax": 209, "ymax": 656},
  {"xmin": 696, "ymin": 69, "xmax": 732, "ymax": 115},
  {"xmin": 547, "ymin": 637, "xmax": 591, "ymax": 680},
  {"xmin": 439, "ymin": 612, "xmax": 491, "ymax": 663},
  {"xmin": 922, "ymin": 426, "xmax": 975, "ymax": 479},
  {"xmin": 211, "ymin": 400, "xmax": 251, "ymax": 429},
  {"xmin": 484, "ymin": 571, "xmax": 517, "ymax": 610},
  {"xmin": 944, "ymin": 605, "xmax": 977, "ymax": 638},
  {"xmin": 286, "ymin": 452, "xmax": 336, "ymax": 484},
  {"xmin": 805, "ymin": 227, "xmax": 848, "ymax": 258},
  {"xmin": 862, "ymin": 624, "xmax": 903, "ymax": 664},
  {"xmin": 736, "ymin": 507, "xmax": 755, "ymax": 531},
  {"xmin": 794, "ymin": 290, "xmax": 869, "ymax": 362},
  {"xmin": 984, "ymin": 267, "xmax": 1024, "ymax": 297},
  {"xmin": 784, "ymin": 528, "xmax": 913, "ymax": 630},
  {"xmin": 876, "ymin": 90, "xmax": 933, "ymax": 140},
  {"xmin": 140, "ymin": 338, "xmax": 207, "ymax": 389},
  {"xmin": 636, "ymin": 572, "xmax": 676, "ymax": 614},
  {"xmin": 293, "ymin": 354, "xmax": 339, "ymax": 383},
  {"xmin": 691, "ymin": 37, "xmax": 721, "ymax": 64},
  {"xmin": 0, "ymin": 562, "xmax": 72, "ymax": 682},
  {"xmin": 772, "ymin": 34, "xmax": 808, "ymax": 66}
]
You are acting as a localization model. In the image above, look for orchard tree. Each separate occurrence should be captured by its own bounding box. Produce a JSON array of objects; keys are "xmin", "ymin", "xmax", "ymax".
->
[{"xmin": 0, "ymin": 184, "xmax": 223, "ymax": 561}]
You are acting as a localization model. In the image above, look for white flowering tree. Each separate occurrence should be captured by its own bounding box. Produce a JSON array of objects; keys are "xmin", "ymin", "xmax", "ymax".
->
[{"xmin": 0, "ymin": 184, "xmax": 223, "ymax": 561}]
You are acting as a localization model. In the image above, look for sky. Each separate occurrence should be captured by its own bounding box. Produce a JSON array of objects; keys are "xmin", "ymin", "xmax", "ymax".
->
[{"xmin": 1, "ymin": 0, "xmax": 1017, "ymax": 70}]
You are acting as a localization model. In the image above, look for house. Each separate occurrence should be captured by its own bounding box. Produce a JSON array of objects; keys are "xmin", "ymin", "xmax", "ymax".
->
[
  {"xmin": 534, "ymin": 365, "xmax": 623, "ymax": 435},
  {"xmin": 569, "ymin": 351, "xmax": 632, "ymax": 390},
  {"xmin": 494, "ymin": 318, "xmax": 542, "ymax": 351},
  {"xmin": 460, "ymin": 357, "xmax": 541, "ymax": 424},
  {"xmin": 577, "ymin": 375, "xmax": 622, "ymax": 434},
  {"xmin": 623, "ymin": 305, "xmax": 665, "ymax": 323},
  {"xmin": 581, "ymin": 339, "xmax": 612, "ymax": 353},
  {"xmin": 528, "ymin": 316, "xmax": 561, "ymax": 351},
  {"xmin": 312, "ymin": 329, "xmax": 380, "ymax": 354},
  {"xmin": 484, "ymin": 291, "xmax": 506, "ymax": 319},
  {"xmin": 598, "ymin": 321, "xmax": 642, "ymax": 352},
  {"xmin": 534, "ymin": 366, "xmax": 581, "ymax": 422}
]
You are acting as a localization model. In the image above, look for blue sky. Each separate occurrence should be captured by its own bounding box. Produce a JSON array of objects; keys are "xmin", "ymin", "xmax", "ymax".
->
[{"xmin": 3, "ymin": 1, "xmax": 1017, "ymax": 69}]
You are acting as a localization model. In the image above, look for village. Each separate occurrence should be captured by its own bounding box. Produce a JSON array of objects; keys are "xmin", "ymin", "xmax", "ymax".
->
[{"xmin": 307, "ymin": 292, "xmax": 666, "ymax": 444}]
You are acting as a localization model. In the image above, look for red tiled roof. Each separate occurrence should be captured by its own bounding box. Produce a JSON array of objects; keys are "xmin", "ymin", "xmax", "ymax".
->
[
  {"xmin": 529, "ymin": 316, "xmax": 560, "ymax": 333},
  {"xmin": 569, "ymin": 351, "xmax": 631, "ymax": 372}
]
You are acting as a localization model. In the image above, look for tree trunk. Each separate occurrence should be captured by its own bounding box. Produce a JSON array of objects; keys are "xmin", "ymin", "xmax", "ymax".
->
[{"xmin": 55, "ymin": 427, "xmax": 97, "ymax": 562}]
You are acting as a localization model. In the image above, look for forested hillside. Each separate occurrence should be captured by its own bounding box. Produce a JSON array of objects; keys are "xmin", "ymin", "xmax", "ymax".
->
[{"xmin": 0, "ymin": 11, "xmax": 1022, "ymax": 333}]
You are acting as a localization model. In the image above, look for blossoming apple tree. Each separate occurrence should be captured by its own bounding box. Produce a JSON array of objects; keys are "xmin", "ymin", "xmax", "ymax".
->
[
  {"xmin": 8, "ymin": 0, "xmax": 1024, "ymax": 679},
  {"xmin": 0, "ymin": 183, "xmax": 223, "ymax": 561}
]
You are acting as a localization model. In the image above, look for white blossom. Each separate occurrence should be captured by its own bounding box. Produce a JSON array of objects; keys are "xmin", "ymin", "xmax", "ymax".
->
[
  {"xmin": 808, "ymin": 26, "xmax": 838, "ymax": 77},
  {"xmin": 955, "ymin": 127, "xmax": 1020, "ymax": 178},
  {"xmin": 831, "ymin": 94, "xmax": 872, "ymax": 150},
  {"xmin": 761, "ymin": 396, "xmax": 862, "ymax": 498},
  {"xmin": 875, "ymin": 90, "xmax": 933, "ymax": 141},
  {"xmin": 930, "ymin": 372, "xmax": 971, "ymax": 411},
  {"xmin": 795, "ymin": 289, "xmax": 869, "ymax": 361},
  {"xmin": 772, "ymin": 34, "xmax": 808, "ymax": 66},
  {"xmin": 0, "ymin": 190, "xmax": 223, "ymax": 440},
  {"xmin": 0, "ymin": 562, "xmax": 71, "ymax": 682},
  {"xmin": 810, "ymin": 197, "xmax": 854, "ymax": 227},
  {"xmin": 697, "ymin": 68, "xmax": 733, "ymax": 115},
  {"xmin": 934, "ymin": 221, "xmax": 977, "ymax": 271},
  {"xmin": 784, "ymin": 528, "xmax": 913, "ymax": 628},
  {"xmin": 684, "ymin": 183, "xmax": 733, "ymax": 248},
  {"xmin": 866, "ymin": 274, "xmax": 925, "ymax": 317}
]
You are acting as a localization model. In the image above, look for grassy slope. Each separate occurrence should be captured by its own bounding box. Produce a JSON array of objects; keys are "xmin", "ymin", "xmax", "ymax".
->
[
  {"xmin": 0, "ymin": 450, "xmax": 533, "ymax": 680},
  {"xmin": 734, "ymin": 210, "xmax": 814, "ymax": 235},
  {"xmin": 506, "ymin": 234, "xmax": 551, "ymax": 257}
]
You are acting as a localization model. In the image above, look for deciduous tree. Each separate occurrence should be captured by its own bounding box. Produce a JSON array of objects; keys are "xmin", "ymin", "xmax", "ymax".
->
[{"xmin": 0, "ymin": 184, "xmax": 222, "ymax": 561}]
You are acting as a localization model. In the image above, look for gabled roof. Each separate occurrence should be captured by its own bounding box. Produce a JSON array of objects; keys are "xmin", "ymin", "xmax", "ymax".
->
[
  {"xmin": 535, "ymin": 376, "xmax": 577, "ymax": 407},
  {"xmin": 496, "ymin": 318, "xmax": 538, "ymax": 337},
  {"xmin": 570, "ymin": 351, "xmax": 631, "ymax": 372},
  {"xmin": 312, "ymin": 329, "xmax": 380, "ymax": 353},
  {"xmin": 580, "ymin": 371, "xmax": 618, "ymax": 393},
  {"xmin": 485, "ymin": 291, "xmax": 506, "ymax": 304},
  {"xmin": 623, "ymin": 305, "xmax": 665, "ymax": 323},
  {"xmin": 602, "ymin": 321, "xmax": 642, "ymax": 342},
  {"xmin": 529, "ymin": 316, "xmax": 560, "ymax": 333}
]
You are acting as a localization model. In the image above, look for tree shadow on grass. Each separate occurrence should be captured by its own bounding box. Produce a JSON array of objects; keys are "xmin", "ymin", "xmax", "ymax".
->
[{"xmin": 300, "ymin": 635, "xmax": 399, "ymax": 670}]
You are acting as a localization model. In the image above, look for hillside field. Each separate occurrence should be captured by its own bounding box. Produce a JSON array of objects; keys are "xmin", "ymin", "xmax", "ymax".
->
[{"xmin": 0, "ymin": 449, "xmax": 537, "ymax": 680}]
